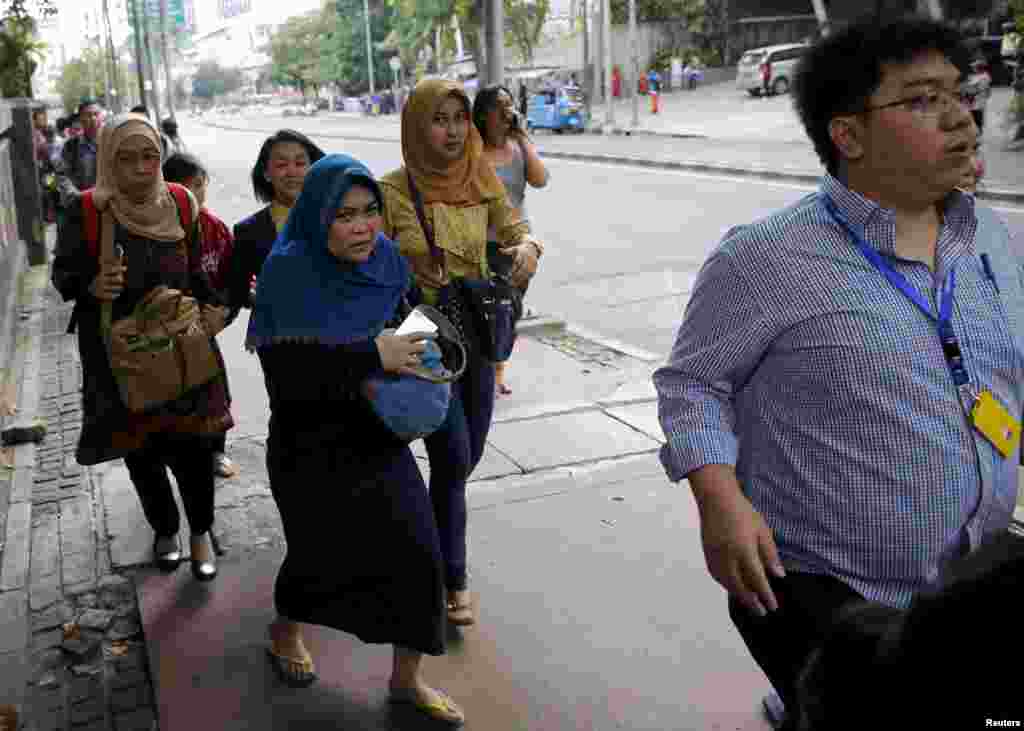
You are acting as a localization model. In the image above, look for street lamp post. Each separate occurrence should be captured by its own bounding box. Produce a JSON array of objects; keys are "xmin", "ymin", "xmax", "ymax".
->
[
  {"xmin": 363, "ymin": 0, "xmax": 375, "ymax": 95},
  {"xmin": 629, "ymin": 0, "xmax": 638, "ymax": 128}
]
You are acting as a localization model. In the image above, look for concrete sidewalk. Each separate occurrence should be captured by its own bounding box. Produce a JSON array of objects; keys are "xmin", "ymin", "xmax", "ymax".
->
[{"xmin": 0, "ymin": 239, "xmax": 680, "ymax": 731}]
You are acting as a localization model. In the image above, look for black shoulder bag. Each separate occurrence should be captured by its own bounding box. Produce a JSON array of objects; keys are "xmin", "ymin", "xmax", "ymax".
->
[{"xmin": 406, "ymin": 171, "xmax": 519, "ymax": 363}]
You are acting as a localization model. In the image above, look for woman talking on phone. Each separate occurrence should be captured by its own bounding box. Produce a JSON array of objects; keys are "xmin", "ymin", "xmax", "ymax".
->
[{"xmin": 472, "ymin": 84, "xmax": 549, "ymax": 396}]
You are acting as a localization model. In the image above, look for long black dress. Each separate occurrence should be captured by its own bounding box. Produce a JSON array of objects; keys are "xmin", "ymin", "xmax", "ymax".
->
[{"xmin": 258, "ymin": 340, "xmax": 446, "ymax": 656}]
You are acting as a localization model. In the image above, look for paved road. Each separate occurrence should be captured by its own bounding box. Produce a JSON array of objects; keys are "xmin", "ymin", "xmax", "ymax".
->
[{"xmin": 183, "ymin": 119, "xmax": 1024, "ymax": 438}]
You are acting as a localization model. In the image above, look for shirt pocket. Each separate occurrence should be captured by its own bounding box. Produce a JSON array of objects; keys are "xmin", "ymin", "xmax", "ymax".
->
[{"xmin": 431, "ymin": 203, "xmax": 488, "ymax": 275}]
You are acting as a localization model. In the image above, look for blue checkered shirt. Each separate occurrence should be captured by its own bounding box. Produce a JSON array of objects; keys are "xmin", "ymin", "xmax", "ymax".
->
[{"xmin": 654, "ymin": 174, "xmax": 1023, "ymax": 608}]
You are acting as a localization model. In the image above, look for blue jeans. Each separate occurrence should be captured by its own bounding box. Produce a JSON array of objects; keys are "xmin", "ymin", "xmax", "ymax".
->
[{"xmin": 424, "ymin": 358, "xmax": 496, "ymax": 591}]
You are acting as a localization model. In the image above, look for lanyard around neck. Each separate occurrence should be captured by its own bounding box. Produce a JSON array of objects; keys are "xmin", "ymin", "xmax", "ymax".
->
[{"xmin": 822, "ymin": 195, "xmax": 969, "ymax": 389}]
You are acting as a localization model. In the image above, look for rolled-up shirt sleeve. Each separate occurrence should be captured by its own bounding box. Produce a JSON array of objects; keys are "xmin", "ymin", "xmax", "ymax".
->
[{"xmin": 653, "ymin": 241, "xmax": 775, "ymax": 483}]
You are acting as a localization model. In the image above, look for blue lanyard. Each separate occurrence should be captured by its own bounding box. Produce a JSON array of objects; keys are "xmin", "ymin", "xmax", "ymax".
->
[{"xmin": 822, "ymin": 196, "xmax": 970, "ymax": 388}]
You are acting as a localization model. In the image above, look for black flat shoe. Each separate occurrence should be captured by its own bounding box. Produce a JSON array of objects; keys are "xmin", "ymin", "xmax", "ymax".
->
[{"xmin": 154, "ymin": 536, "xmax": 182, "ymax": 573}]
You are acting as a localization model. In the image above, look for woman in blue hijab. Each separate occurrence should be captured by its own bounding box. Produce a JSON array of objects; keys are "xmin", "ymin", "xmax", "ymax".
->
[{"xmin": 247, "ymin": 154, "xmax": 465, "ymax": 725}]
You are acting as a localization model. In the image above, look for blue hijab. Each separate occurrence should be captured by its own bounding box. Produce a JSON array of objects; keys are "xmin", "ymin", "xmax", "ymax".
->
[{"xmin": 245, "ymin": 154, "xmax": 410, "ymax": 350}]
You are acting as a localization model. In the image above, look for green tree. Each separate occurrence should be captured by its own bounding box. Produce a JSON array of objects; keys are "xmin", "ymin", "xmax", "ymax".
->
[
  {"xmin": 270, "ymin": 10, "xmax": 328, "ymax": 96},
  {"xmin": 504, "ymin": 0, "xmax": 549, "ymax": 65},
  {"xmin": 609, "ymin": 0, "xmax": 701, "ymax": 24},
  {"xmin": 54, "ymin": 47, "xmax": 132, "ymax": 111},
  {"xmin": 0, "ymin": 0, "xmax": 57, "ymax": 97},
  {"xmin": 0, "ymin": 15, "xmax": 44, "ymax": 96},
  {"xmin": 325, "ymin": 0, "xmax": 395, "ymax": 94},
  {"xmin": 190, "ymin": 60, "xmax": 244, "ymax": 100}
]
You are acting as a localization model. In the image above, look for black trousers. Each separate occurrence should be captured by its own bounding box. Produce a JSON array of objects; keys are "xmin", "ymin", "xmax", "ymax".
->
[
  {"xmin": 123, "ymin": 432, "xmax": 216, "ymax": 538},
  {"xmin": 728, "ymin": 572, "xmax": 864, "ymax": 729}
]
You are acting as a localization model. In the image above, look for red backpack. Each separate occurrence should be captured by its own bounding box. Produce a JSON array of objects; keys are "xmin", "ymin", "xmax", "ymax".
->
[{"xmin": 80, "ymin": 182, "xmax": 194, "ymax": 256}]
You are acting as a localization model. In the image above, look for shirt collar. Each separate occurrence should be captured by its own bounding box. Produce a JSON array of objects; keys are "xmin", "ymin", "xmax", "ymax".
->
[{"xmin": 819, "ymin": 173, "xmax": 977, "ymax": 261}]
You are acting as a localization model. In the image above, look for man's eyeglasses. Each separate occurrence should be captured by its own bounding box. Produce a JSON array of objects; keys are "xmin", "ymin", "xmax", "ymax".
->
[{"xmin": 863, "ymin": 88, "xmax": 972, "ymax": 118}]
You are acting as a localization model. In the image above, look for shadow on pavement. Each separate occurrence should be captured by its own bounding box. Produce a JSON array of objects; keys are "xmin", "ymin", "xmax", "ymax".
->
[{"xmin": 137, "ymin": 473, "xmax": 772, "ymax": 730}]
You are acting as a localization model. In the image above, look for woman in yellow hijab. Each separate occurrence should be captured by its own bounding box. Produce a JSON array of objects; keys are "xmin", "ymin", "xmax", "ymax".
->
[{"xmin": 380, "ymin": 79, "xmax": 543, "ymax": 629}]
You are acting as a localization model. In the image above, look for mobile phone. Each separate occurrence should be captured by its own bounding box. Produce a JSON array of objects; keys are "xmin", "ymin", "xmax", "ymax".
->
[
  {"xmin": 395, "ymin": 309, "xmax": 438, "ymax": 338},
  {"xmin": 114, "ymin": 244, "xmax": 125, "ymax": 262}
]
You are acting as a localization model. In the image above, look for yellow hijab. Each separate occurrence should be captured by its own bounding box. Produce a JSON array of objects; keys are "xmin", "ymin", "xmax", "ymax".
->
[
  {"xmin": 399, "ymin": 79, "xmax": 505, "ymax": 206},
  {"xmin": 92, "ymin": 114, "xmax": 186, "ymax": 242}
]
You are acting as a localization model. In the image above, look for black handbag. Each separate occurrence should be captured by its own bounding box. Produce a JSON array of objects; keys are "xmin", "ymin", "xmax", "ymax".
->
[{"xmin": 406, "ymin": 172, "xmax": 519, "ymax": 363}]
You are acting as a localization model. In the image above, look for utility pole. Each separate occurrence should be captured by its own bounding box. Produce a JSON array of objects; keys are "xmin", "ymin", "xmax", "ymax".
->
[
  {"xmin": 485, "ymin": 0, "xmax": 504, "ymax": 85},
  {"xmin": 810, "ymin": 0, "xmax": 828, "ymax": 33},
  {"xmin": 594, "ymin": 0, "xmax": 603, "ymax": 105},
  {"xmin": 363, "ymin": 0, "xmax": 375, "ymax": 94},
  {"xmin": 581, "ymin": 0, "xmax": 590, "ymax": 125},
  {"xmin": 629, "ymin": 0, "xmax": 637, "ymax": 128},
  {"xmin": 602, "ymin": 0, "xmax": 613, "ymax": 131},
  {"xmin": 158, "ymin": 0, "xmax": 175, "ymax": 120},
  {"xmin": 102, "ymin": 0, "xmax": 122, "ymax": 112},
  {"xmin": 142, "ymin": 3, "xmax": 162, "ymax": 122},
  {"xmin": 129, "ymin": 0, "xmax": 147, "ymax": 110}
]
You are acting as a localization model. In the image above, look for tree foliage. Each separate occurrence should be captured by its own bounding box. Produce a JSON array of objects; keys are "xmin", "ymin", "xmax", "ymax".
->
[
  {"xmin": 0, "ymin": 0, "xmax": 56, "ymax": 21},
  {"xmin": 269, "ymin": 9, "xmax": 330, "ymax": 95},
  {"xmin": 609, "ymin": 0, "xmax": 701, "ymax": 24},
  {"xmin": 324, "ymin": 0, "xmax": 395, "ymax": 94},
  {"xmin": 504, "ymin": 0, "xmax": 549, "ymax": 64},
  {"xmin": 191, "ymin": 60, "xmax": 244, "ymax": 100},
  {"xmin": 0, "ymin": 15, "xmax": 45, "ymax": 97},
  {"xmin": 55, "ymin": 47, "xmax": 132, "ymax": 112}
]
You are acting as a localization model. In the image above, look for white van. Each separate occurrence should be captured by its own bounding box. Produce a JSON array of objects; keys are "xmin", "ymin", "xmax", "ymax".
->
[{"xmin": 736, "ymin": 43, "xmax": 809, "ymax": 97}]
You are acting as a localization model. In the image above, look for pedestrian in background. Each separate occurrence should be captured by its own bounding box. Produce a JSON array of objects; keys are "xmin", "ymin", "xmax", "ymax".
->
[
  {"xmin": 473, "ymin": 84, "xmax": 550, "ymax": 396},
  {"xmin": 962, "ymin": 56, "xmax": 991, "ymax": 135},
  {"xmin": 247, "ymin": 154, "xmax": 464, "ymax": 724},
  {"xmin": 161, "ymin": 118, "xmax": 187, "ymax": 155},
  {"xmin": 227, "ymin": 130, "xmax": 324, "ymax": 315},
  {"xmin": 55, "ymin": 99, "xmax": 102, "ymax": 211},
  {"xmin": 163, "ymin": 152, "xmax": 238, "ymax": 479},
  {"xmin": 52, "ymin": 114, "xmax": 231, "ymax": 583},
  {"xmin": 654, "ymin": 17, "xmax": 1011, "ymax": 730},
  {"xmin": 380, "ymin": 78, "xmax": 542, "ymax": 627}
]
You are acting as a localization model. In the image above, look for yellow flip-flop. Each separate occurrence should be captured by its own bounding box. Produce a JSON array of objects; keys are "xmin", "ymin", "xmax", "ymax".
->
[
  {"xmin": 265, "ymin": 647, "xmax": 317, "ymax": 688},
  {"xmin": 389, "ymin": 688, "xmax": 465, "ymax": 725}
]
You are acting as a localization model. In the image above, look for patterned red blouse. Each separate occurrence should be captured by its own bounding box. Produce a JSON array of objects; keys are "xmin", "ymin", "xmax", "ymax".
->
[{"xmin": 198, "ymin": 208, "xmax": 234, "ymax": 294}]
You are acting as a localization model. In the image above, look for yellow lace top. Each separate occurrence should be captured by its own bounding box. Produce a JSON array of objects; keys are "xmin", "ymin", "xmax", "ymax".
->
[
  {"xmin": 270, "ymin": 202, "xmax": 291, "ymax": 233},
  {"xmin": 379, "ymin": 171, "xmax": 532, "ymax": 303}
]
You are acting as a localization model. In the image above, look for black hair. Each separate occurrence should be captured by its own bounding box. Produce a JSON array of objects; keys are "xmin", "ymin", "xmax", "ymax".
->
[
  {"xmin": 251, "ymin": 129, "xmax": 325, "ymax": 203},
  {"xmin": 163, "ymin": 151, "xmax": 207, "ymax": 185},
  {"xmin": 56, "ymin": 116, "xmax": 70, "ymax": 134},
  {"xmin": 77, "ymin": 99, "xmax": 99, "ymax": 115},
  {"xmin": 42, "ymin": 124, "xmax": 55, "ymax": 143},
  {"xmin": 472, "ymin": 84, "xmax": 514, "ymax": 145},
  {"xmin": 794, "ymin": 538, "xmax": 1024, "ymax": 730},
  {"xmin": 130, "ymin": 104, "xmax": 149, "ymax": 116},
  {"xmin": 792, "ymin": 15, "xmax": 970, "ymax": 176},
  {"xmin": 794, "ymin": 602, "xmax": 904, "ymax": 731},
  {"xmin": 161, "ymin": 118, "xmax": 178, "ymax": 137}
]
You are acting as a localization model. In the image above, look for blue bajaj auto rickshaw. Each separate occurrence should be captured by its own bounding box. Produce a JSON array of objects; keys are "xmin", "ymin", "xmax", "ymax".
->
[{"xmin": 526, "ymin": 87, "xmax": 586, "ymax": 133}]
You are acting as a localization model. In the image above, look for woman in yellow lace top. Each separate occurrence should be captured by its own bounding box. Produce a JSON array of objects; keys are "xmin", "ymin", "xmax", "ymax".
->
[{"xmin": 380, "ymin": 79, "xmax": 542, "ymax": 627}]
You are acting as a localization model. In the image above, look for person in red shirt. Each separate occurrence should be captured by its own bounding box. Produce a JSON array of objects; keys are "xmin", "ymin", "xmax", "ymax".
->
[{"xmin": 163, "ymin": 152, "xmax": 238, "ymax": 479}]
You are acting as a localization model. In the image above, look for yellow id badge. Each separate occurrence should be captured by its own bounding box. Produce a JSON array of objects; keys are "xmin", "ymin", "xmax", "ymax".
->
[{"xmin": 971, "ymin": 390, "xmax": 1021, "ymax": 459}]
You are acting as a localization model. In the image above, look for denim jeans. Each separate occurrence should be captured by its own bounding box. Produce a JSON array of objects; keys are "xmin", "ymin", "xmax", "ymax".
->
[{"xmin": 423, "ymin": 357, "xmax": 496, "ymax": 591}]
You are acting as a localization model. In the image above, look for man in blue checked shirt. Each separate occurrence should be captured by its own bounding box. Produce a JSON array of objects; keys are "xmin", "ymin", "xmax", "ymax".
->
[{"xmin": 654, "ymin": 17, "xmax": 1022, "ymax": 729}]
